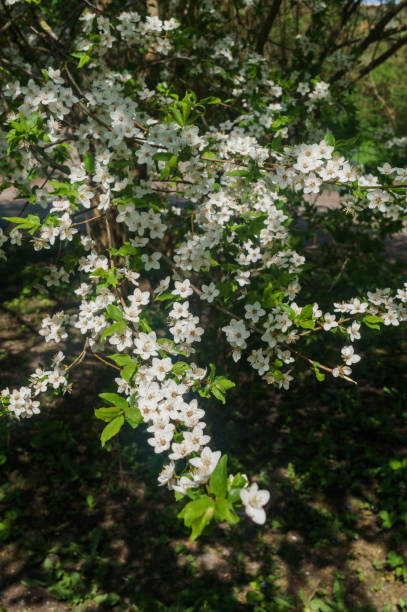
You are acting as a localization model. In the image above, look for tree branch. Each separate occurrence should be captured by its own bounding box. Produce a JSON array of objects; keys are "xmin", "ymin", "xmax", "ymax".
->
[
  {"xmin": 353, "ymin": 33, "xmax": 407, "ymax": 83},
  {"xmin": 256, "ymin": 0, "xmax": 283, "ymax": 54}
]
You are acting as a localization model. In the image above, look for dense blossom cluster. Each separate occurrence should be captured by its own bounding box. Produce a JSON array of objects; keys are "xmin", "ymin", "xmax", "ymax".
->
[{"xmin": 1, "ymin": 3, "xmax": 407, "ymax": 534}]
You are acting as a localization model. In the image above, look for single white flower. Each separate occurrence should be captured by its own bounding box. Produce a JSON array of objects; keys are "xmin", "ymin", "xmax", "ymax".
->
[{"xmin": 240, "ymin": 483, "xmax": 270, "ymax": 525}]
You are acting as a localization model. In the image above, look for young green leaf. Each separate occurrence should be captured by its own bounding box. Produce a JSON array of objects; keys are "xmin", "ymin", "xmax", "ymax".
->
[
  {"xmin": 124, "ymin": 405, "xmax": 143, "ymax": 429},
  {"xmin": 214, "ymin": 497, "xmax": 239, "ymax": 524},
  {"xmin": 121, "ymin": 364, "xmax": 137, "ymax": 383},
  {"xmin": 172, "ymin": 361, "xmax": 191, "ymax": 375},
  {"xmin": 94, "ymin": 406, "xmax": 122, "ymax": 422},
  {"xmin": 100, "ymin": 415, "xmax": 124, "ymax": 447},
  {"xmin": 108, "ymin": 354, "xmax": 135, "ymax": 366},
  {"xmin": 98, "ymin": 393, "xmax": 128, "ymax": 411},
  {"xmin": 83, "ymin": 152, "xmax": 95, "ymax": 174},
  {"xmin": 178, "ymin": 495, "xmax": 213, "ymax": 526},
  {"xmin": 190, "ymin": 504, "xmax": 215, "ymax": 540},
  {"xmin": 199, "ymin": 96, "xmax": 221, "ymax": 105},
  {"xmin": 105, "ymin": 304, "xmax": 123, "ymax": 321},
  {"xmin": 213, "ymin": 376, "xmax": 235, "ymax": 392},
  {"xmin": 100, "ymin": 320, "xmax": 126, "ymax": 340},
  {"xmin": 209, "ymin": 454, "xmax": 228, "ymax": 498}
]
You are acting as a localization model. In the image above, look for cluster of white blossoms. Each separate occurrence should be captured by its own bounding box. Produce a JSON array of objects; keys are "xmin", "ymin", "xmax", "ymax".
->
[
  {"xmin": 114, "ymin": 353, "xmax": 228, "ymax": 495},
  {"xmin": 39, "ymin": 312, "xmax": 71, "ymax": 343},
  {"xmin": 1, "ymin": 4, "xmax": 407, "ymax": 534},
  {"xmin": 384, "ymin": 135, "xmax": 407, "ymax": 151},
  {"xmin": 1, "ymin": 352, "xmax": 68, "ymax": 418},
  {"xmin": 1, "ymin": 386, "xmax": 40, "ymax": 419},
  {"xmin": 43, "ymin": 265, "xmax": 70, "ymax": 288}
]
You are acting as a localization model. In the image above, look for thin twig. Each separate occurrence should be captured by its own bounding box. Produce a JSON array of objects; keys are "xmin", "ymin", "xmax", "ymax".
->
[
  {"xmin": 72, "ymin": 213, "xmax": 106, "ymax": 227},
  {"xmin": 65, "ymin": 338, "xmax": 89, "ymax": 372},
  {"xmin": 92, "ymin": 353, "xmax": 121, "ymax": 371}
]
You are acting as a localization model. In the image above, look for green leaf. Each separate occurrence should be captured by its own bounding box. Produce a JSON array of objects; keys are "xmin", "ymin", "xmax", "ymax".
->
[
  {"xmin": 335, "ymin": 134, "xmax": 359, "ymax": 149},
  {"xmin": 94, "ymin": 406, "xmax": 121, "ymax": 422},
  {"xmin": 309, "ymin": 597, "xmax": 332, "ymax": 612},
  {"xmin": 262, "ymin": 289, "xmax": 284, "ymax": 308},
  {"xmin": 214, "ymin": 498, "xmax": 239, "ymax": 524},
  {"xmin": 79, "ymin": 54, "xmax": 91, "ymax": 68},
  {"xmin": 91, "ymin": 267, "xmax": 123, "ymax": 288},
  {"xmin": 202, "ymin": 151, "xmax": 219, "ymax": 160},
  {"xmin": 324, "ymin": 132, "xmax": 335, "ymax": 146},
  {"xmin": 153, "ymin": 152, "xmax": 174, "ymax": 162},
  {"xmin": 211, "ymin": 386, "xmax": 226, "ymax": 403},
  {"xmin": 105, "ymin": 304, "xmax": 123, "ymax": 321},
  {"xmin": 379, "ymin": 510, "xmax": 395, "ymax": 529},
  {"xmin": 109, "ymin": 243, "xmax": 139, "ymax": 256},
  {"xmin": 299, "ymin": 304, "xmax": 313, "ymax": 321},
  {"xmin": 199, "ymin": 96, "xmax": 221, "ymax": 105},
  {"xmin": 100, "ymin": 320, "xmax": 126, "ymax": 340},
  {"xmin": 280, "ymin": 304, "xmax": 296, "ymax": 320},
  {"xmin": 271, "ymin": 115, "xmax": 291, "ymax": 130},
  {"xmin": 3, "ymin": 216, "xmax": 29, "ymax": 224},
  {"xmin": 48, "ymin": 181, "xmax": 79, "ymax": 198},
  {"xmin": 125, "ymin": 405, "xmax": 143, "ymax": 428},
  {"xmin": 387, "ymin": 551, "xmax": 404, "ymax": 569},
  {"xmin": 190, "ymin": 504, "xmax": 215, "ymax": 540},
  {"xmin": 83, "ymin": 152, "xmax": 95, "ymax": 174},
  {"xmin": 178, "ymin": 495, "xmax": 213, "ymax": 526},
  {"xmin": 227, "ymin": 170, "xmax": 248, "ymax": 177},
  {"xmin": 171, "ymin": 108, "xmax": 184, "ymax": 127},
  {"xmin": 160, "ymin": 154, "xmax": 178, "ymax": 179},
  {"xmin": 181, "ymin": 90, "xmax": 196, "ymax": 122},
  {"xmin": 313, "ymin": 362, "xmax": 325, "ymax": 382},
  {"xmin": 363, "ymin": 315, "xmax": 383, "ymax": 330},
  {"xmin": 71, "ymin": 50, "xmax": 92, "ymax": 68},
  {"xmin": 154, "ymin": 291, "xmax": 178, "ymax": 302},
  {"xmin": 108, "ymin": 353, "xmax": 135, "ymax": 366},
  {"xmin": 139, "ymin": 317, "xmax": 152, "ymax": 333},
  {"xmin": 213, "ymin": 376, "xmax": 235, "ymax": 392},
  {"xmin": 172, "ymin": 361, "xmax": 191, "ymax": 375},
  {"xmin": 209, "ymin": 454, "xmax": 228, "ymax": 498},
  {"xmin": 100, "ymin": 415, "xmax": 124, "ymax": 447},
  {"xmin": 121, "ymin": 364, "xmax": 137, "ymax": 383},
  {"xmin": 298, "ymin": 319, "xmax": 315, "ymax": 329},
  {"xmin": 208, "ymin": 363, "xmax": 216, "ymax": 382},
  {"xmin": 99, "ymin": 393, "xmax": 128, "ymax": 410},
  {"xmin": 218, "ymin": 279, "xmax": 237, "ymax": 300},
  {"xmin": 3, "ymin": 214, "xmax": 41, "ymax": 233}
]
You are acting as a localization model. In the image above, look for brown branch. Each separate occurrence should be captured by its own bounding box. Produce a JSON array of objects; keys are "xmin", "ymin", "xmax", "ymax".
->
[
  {"xmin": 256, "ymin": 0, "xmax": 283, "ymax": 54},
  {"xmin": 357, "ymin": 0, "xmax": 407, "ymax": 56},
  {"xmin": 317, "ymin": 0, "xmax": 362, "ymax": 69},
  {"xmin": 31, "ymin": 144, "xmax": 69, "ymax": 175},
  {"xmin": 331, "ymin": 0, "xmax": 407, "ymax": 83},
  {"xmin": 287, "ymin": 346, "xmax": 357, "ymax": 385},
  {"xmin": 352, "ymin": 34, "xmax": 407, "ymax": 84}
]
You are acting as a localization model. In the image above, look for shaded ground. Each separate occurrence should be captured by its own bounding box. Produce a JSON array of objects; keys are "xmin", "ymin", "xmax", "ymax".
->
[{"xmin": 2, "ymin": 297, "xmax": 407, "ymax": 612}]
